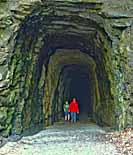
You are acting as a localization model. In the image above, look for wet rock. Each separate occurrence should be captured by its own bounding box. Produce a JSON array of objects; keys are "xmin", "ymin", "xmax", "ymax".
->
[
  {"xmin": 0, "ymin": 136, "xmax": 7, "ymax": 148},
  {"xmin": 0, "ymin": 73, "xmax": 2, "ymax": 80},
  {"xmin": 0, "ymin": 107, "xmax": 8, "ymax": 123},
  {"xmin": 8, "ymin": 134, "xmax": 22, "ymax": 142},
  {"xmin": 0, "ymin": 80, "xmax": 8, "ymax": 89},
  {"xmin": 0, "ymin": 125, "xmax": 6, "ymax": 131}
]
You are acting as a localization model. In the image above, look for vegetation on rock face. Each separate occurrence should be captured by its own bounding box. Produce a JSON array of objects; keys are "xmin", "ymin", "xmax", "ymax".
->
[{"xmin": 0, "ymin": 0, "xmax": 132, "ymax": 136}]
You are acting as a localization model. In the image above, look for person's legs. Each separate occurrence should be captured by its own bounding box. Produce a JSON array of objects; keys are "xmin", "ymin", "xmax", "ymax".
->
[
  {"xmin": 64, "ymin": 112, "xmax": 67, "ymax": 121},
  {"xmin": 71, "ymin": 112, "xmax": 74, "ymax": 122},
  {"xmin": 68, "ymin": 112, "xmax": 70, "ymax": 121},
  {"xmin": 73, "ymin": 112, "xmax": 77, "ymax": 122},
  {"xmin": 66, "ymin": 112, "xmax": 70, "ymax": 121}
]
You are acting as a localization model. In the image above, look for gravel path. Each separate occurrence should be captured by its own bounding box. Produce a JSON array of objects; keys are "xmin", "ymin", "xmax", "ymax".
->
[{"xmin": 0, "ymin": 122, "xmax": 120, "ymax": 155}]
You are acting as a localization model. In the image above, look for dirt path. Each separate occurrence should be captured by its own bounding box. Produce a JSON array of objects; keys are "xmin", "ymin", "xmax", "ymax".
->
[{"xmin": 0, "ymin": 122, "xmax": 127, "ymax": 155}]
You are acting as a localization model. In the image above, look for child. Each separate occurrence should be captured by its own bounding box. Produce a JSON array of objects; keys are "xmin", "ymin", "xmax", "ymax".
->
[{"xmin": 63, "ymin": 101, "xmax": 70, "ymax": 121}]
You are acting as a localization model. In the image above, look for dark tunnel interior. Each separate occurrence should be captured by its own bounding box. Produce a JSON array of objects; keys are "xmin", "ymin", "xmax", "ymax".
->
[
  {"xmin": 69, "ymin": 77, "xmax": 92, "ymax": 119},
  {"xmin": 59, "ymin": 66, "xmax": 93, "ymax": 120},
  {"xmin": 27, "ymin": 30, "xmax": 103, "ymax": 128},
  {"xmin": 35, "ymin": 33, "xmax": 110, "ymax": 125}
]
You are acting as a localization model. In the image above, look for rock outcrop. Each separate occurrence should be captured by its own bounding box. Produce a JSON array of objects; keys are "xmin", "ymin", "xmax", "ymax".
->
[{"xmin": 0, "ymin": 0, "xmax": 132, "ymax": 136}]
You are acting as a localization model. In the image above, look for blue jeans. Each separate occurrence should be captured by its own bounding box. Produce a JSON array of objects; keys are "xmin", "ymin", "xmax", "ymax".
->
[
  {"xmin": 64, "ymin": 112, "xmax": 69, "ymax": 116},
  {"xmin": 71, "ymin": 112, "xmax": 77, "ymax": 122}
]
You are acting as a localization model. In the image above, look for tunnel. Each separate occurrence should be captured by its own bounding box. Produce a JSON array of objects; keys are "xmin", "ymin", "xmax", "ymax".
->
[
  {"xmin": 9, "ymin": 7, "xmax": 114, "ymax": 134},
  {"xmin": 54, "ymin": 64, "xmax": 93, "ymax": 121},
  {"xmin": 2, "ymin": 1, "xmax": 130, "ymax": 136},
  {"xmin": 63, "ymin": 66, "xmax": 93, "ymax": 119}
]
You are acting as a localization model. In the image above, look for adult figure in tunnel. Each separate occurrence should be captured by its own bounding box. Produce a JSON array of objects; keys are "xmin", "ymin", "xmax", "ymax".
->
[
  {"xmin": 63, "ymin": 101, "xmax": 70, "ymax": 121},
  {"xmin": 69, "ymin": 98, "xmax": 79, "ymax": 122}
]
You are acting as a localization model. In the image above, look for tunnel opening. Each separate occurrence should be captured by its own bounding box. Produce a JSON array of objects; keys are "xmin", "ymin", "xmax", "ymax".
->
[
  {"xmin": 9, "ymin": 29, "xmax": 114, "ymax": 135},
  {"xmin": 6, "ymin": 2, "xmax": 125, "ymax": 136},
  {"xmin": 9, "ymin": 30, "xmax": 114, "ymax": 134},
  {"xmin": 43, "ymin": 45, "xmax": 111, "ymax": 127},
  {"xmin": 0, "ymin": 0, "xmax": 131, "ymax": 138},
  {"xmin": 69, "ymin": 75, "xmax": 92, "ymax": 120},
  {"xmin": 58, "ymin": 65, "xmax": 93, "ymax": 121},
  {"xmin": 38, "ymin": 31, "xmax": 112, "ymax": 126},
  {"xmin": 69, "ymin": 76, "xmax": 92, "ymax": 120}
]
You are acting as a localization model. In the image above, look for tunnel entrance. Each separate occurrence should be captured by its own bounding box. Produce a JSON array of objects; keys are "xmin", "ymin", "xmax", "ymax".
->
[
  {"xmin": 45, "ymin": 49, "xmax": 102, "ymax": 126},
  {"xmin": 9, "ymin": 30, "xmax": 115, "ymax": 135},
  {"xmin": 55, "ymin": 63, "xmax": 93, "ymax": 122},
  {"xmin": 0, "ymin": 0, "xmax": 131, "ymax": 138},
  {"xmin": 70, "ymin": 77, "xmax": 92, "ymax": 120},
  {"xmin": 6, "ymin": 1, "xmax": 128, "ymax": 136},
  {"xmin": 66, "ymin": 69, "xmax": 93, "ymax": 120},
  {"xmin": 10, "ymin": 31, "xmax": 115, "ymax": 134}
]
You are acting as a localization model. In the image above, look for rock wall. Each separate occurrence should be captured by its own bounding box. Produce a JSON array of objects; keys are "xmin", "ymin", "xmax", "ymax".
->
[{"xmin": 0, "ymin": 0, "xmax": 132, "ymax": 137}]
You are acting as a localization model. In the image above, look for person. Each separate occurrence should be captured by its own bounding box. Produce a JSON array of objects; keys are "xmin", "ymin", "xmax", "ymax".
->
[
  {"xmin": 63, "ymin": 101, "xmax": 70, "ymax": 121},
  {"xmin": 69, "ymin": 98, "xmax": 79, "ymax": 122}
]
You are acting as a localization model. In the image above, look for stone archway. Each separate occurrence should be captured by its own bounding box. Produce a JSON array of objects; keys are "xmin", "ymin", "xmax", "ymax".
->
[
  {"xmin": 0, "ymin": 0, "xmax": 132, "ymax": 137},
  {"xmin": 9, "ymin": 18, "xmax": 114, "ymax": 134},
  {"xmin": 43, "ymin": 50, "xmax": 100, "ymax": 125}
]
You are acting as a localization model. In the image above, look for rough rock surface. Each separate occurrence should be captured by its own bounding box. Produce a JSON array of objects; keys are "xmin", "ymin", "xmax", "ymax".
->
[{"xmin": 0, "ymin": 0, "xmax": 132, "ymax": 136}]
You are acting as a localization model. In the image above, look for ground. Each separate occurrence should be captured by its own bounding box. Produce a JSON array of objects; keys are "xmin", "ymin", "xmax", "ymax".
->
[{"xmin": 1, "ymin": 120, "xmax": 132, "ymax": 155}]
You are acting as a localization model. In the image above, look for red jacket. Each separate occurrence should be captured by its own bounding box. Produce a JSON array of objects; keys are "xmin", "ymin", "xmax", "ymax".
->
[{"xmin": 69, "ymin": 101, "xmax": 79, "ymax": 113}]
